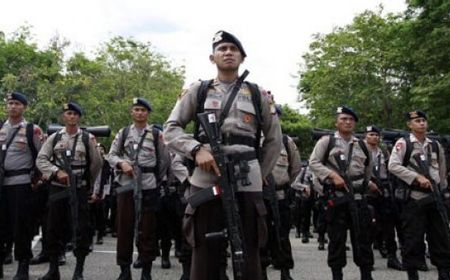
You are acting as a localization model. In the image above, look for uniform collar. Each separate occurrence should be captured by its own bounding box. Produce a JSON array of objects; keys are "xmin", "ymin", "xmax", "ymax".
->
[
  {"xmin": 60, "ymin": 127, "xmax": 83, "ymax": 136},
  {"xmin": 5, "ymin": 118, "xmax": 26, "ymax": 128},
  {"xmin": 334, "ymin": 131, "xmax": 359, "ymax": 143},
  {"xmin": 131, "ymin": 123, "xmax": 151, "ymax": 132},
  {"xmin": 409, "ymin": 133, "xmax": 432, "ymax": 145}
]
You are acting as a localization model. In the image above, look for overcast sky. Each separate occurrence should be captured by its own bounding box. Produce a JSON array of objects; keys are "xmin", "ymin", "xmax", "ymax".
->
[{"xmin": 1, "ymin": 0, "xmax": 407, "ymax": 109}]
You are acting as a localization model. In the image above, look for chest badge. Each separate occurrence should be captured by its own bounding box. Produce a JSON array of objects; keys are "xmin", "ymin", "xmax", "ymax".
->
[{"xmin": 243, "ymin": 114, "xmax": 253, "ymax": 123}]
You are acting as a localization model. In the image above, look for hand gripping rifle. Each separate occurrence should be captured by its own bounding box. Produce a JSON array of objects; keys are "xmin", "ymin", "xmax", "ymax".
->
[
  {"xmin": 197, "ymin": 112, "xmax": 245, "ymax": 280},
  {"xmin": 413, "ymin": 153, "xmax": 449, "ymax": 224},
  {"xmin": 333, "ymin": 150, "xmax": 361, "ymax": 258}
]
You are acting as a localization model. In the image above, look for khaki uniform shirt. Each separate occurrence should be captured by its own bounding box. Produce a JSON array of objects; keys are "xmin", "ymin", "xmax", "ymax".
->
[
  {"xmin": 388, "ymin": 134, "xmax": 447, "ymax": 200},
  {"xmin": 272, "ymin": 135, "xmax": 301, "ymax": 199},
  {"xmin": 36, "ymin": 128, "xmax": 102, "ymax": 188},
  {"xmin": 106, "ymin": 124, "xmax": 170, "ymax": 190},
  {"xmin": 309, "ymin": 132, "xmax": 373, "ymax": 196},
  {"xmin": 0, "ymin": 119, "xmax": 43, "ymax": 186},
  {"xmin": 164, "ymin": 79, "xmax": 282, "ymax": 192}
]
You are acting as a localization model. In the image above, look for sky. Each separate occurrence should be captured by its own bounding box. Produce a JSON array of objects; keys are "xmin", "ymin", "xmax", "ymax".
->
[{"xmin": 1, "ymin": 0, "xmax": 407, "ymax": 110}]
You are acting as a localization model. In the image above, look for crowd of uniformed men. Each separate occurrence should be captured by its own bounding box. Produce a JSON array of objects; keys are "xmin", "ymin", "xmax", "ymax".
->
[{"xmin": 0, "ymin": 30, "xmax": 449, "ymax": 280}]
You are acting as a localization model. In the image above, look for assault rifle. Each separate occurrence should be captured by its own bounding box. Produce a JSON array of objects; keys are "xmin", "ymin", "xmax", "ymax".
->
[
  {"xmin": 413, "ymin": 153, "xmax": 449, "ymax": 224},
  {"xmin": 263, "ymin": 174, "xmax": 282, "ymax": 249},
  {"xmin": 197, "ymin": 112, "xmax": 245, "ymax": 280}
]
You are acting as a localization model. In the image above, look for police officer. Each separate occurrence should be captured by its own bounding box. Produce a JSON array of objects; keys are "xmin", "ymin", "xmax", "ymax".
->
[
  {"xmin": 163, "ymin": 30, "xmax": 282, "ymax": 280},
  {"xmin": 309, "ymin": 106, "xmax": 374, "ymax": 280},
  {"xmin": 106, "ymin": 98, "xmax": 170, "ymax": 280},
  {"xmin": 36, "ymin": 102, "xmax": 102, "ymax": 280},
  {"xmin": 364, "ymin": 125, "xmax": 403, "ymax": 271},
  {"xmin": 0, "ymin": 92, "xmax": 43, "ymax": 280},
  {"xmin": 388, "ymin": 110, "xmax": 450, "ymax": 280},
  {"xmin": 260, "ymin": 104, "xmax": 301, "ymax": 280}
]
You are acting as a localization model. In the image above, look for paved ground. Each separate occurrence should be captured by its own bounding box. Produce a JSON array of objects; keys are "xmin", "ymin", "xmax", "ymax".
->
[{"xmin": 2, "ymin": 232, "xmax": 438, "ymax": 279}]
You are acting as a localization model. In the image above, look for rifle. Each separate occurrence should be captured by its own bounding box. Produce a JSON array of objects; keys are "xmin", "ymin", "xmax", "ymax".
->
[
  {"xmin": 333, "ymin": 150, "xmax": 361, "ymax": 258},
  {"xmin": 197, "ymin": 112, "xmax": 245, "ymax": 280},
  {"xmin": 47, "ymin": 124, "xmax": 111, "ymax": 137},
  {"xmin": 263, "ymin": 174, "xmax": 282, "ymax": 250},
  {"xmin": 413, "ymin": 153, "xmax": 449, "ymax": 224}
]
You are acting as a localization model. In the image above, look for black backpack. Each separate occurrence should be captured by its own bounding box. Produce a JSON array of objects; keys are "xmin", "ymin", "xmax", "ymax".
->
[{"xmin": 321, "ymin": 134, "xmax": 370, "ymax": 167}]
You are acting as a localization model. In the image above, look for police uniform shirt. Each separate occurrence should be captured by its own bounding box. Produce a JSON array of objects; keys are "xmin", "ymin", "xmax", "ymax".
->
[
  {"xmin": 36, "ymin": 128, "xmax": 102, "ymax": 187},
  {"xmin": 164, "ymin": 79, "xmax": 282, "ymax": 192},
  {"xmin": 170, "ymin": 153, "xmax": 189, "ymax": 185},
  {"xmin": 388, "ymin": 134, "xmax": 447, "ymax": 200},
  {"xmin": 366, "ymin": 141, "xmax": 389, "ymax": 180},
  {"xmin": 0, "ymin": 119, "xmax": 43, "ymax": 186},
  {"xmin": 106, "ymin": 124, "xmax": 170, "ymax": 190},
  {"xmin": 309, "ymin": 131, "xmax": 373, "ymax": 194}
]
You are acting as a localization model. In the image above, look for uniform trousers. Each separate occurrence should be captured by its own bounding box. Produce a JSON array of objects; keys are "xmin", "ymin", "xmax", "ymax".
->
[
  {"xmin": 116, "ymin": 189, "xmax": 159, "ymax": 266},
  {"xmin": 184, "ymin": 189, "xmax": 267, "ymax": 280},
  {"xmin": 401, "ymin": 198, "xmax": 450, "ymax": 270},
  {"xmin": 0, "ymin": 184, "xmax": 33, "ymax": 261},
  {"xmin": 326, "ymin": 198, "xmax": 374, "ymax": 269},
  {"xmin": 46, "ymin": 185, "xmax": 92, "ymax": 258}
]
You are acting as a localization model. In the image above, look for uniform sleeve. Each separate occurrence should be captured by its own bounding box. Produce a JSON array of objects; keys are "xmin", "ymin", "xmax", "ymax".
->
[
  {"xmin": 309, "ymin": 136, "xmax": 333, "ymax": 182},
  {"xmin": 106, "ymin": 128, "xmax": 128, "ymax": 170},
  {"xmin": 438, "ymin": 142, "xmax": 448, "ymax": 189},
  {"xmin": 157, "ymin": 131, "xmax": 171, "ymax": 182},
  {"xmin": 32, "ymin": 124, "xmax": 44, "ymax": 153},
  {"xmin": 92, "ymin": 171, "xmax": 102, "ymax": 195},
  {"xmin": 363, "ymin": 143, "xmax": 374, "ymax": 184},
  {"xmin": 388, "ymin": 138, "xmax": 418, "ymax": 185},
  {"xmin": 163, "ymin": 83, "xmax": 202, "ymax": 159},
  {"xmin": 88, "ymin": 134, "xmax": 103, "ymax": 185},
  {"xmin": 287, "ymin": 136, "xmax": 301, "ymax": 184},
  {"xmin": 36, "ymin": 133, "xmax": 59, "ymax": 180},
  {"xmin": 259, "ymin": 89, "xmax": 282, "ymax": 179}
]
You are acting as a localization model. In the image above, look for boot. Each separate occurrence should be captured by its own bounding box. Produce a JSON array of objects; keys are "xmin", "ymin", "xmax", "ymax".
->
[
  {"xmin": 417, "ymin": 262, "xmax": 428, "ymax": 271},
  {"xmin": 161, "ymin": 250, "xmax": 171, "ymax": 269},
  {"xmin": 133, "ymin": 257, "xmax": 143, "ymax": 269},
  {"xmin": 38, "ymin": 256, "xmax": 60, "ymax": 280},
  {"xmin": 96, "ymin": 234, "xmax": 103, "ymax": 245},
  {"xmin": 72, "ymin": 256, "xmax": 85, "ymax": 280},
  {"xmin": 58, "ymin": 254, "xmax": 66, "ymax": 266},
  {"xmin": 262, "ymin": 266, "xmax": 268, "ymax": 280},
  {"xmin": 318, "ymin": 234, "xmax": 325, "ymax": 251},
  {"xmin": 179, "ymin": 262, "xmax": 190, "ymax": 280},
  {"xmin": 3, "ymin": 252, "xmax": 12, "ymax": 265},
  {"xmin": 141, "ymin": 263, "xmax": 152, "ymax": 280},
  {"xmin": 331, "ymin": 268, "xmax": 343, "ymax": 280},
  {"xmin": 116, "ymin": 265, "xmax": 131, "ymax": 280},
  {"xmin": 13, "ymin": 260, "xmax": 29, "ymax": 280},
  {"xmin": 301, "ymin": 232, "xmax": 309, "ymax": 243},
  {"xmin": 438, "ymin": 268, "xmax": 450, "ymax": 280},
  {"xmin": 30, "ymin": 252, "xmax": 49, "ymax": 265},
  {"xmin": 360, "ymin": 267, "xmax": 373, "ymax": 280},
  {"xmin": 280, "ymin": 268, "xmax": 294, "ymax": 280},
  {"xmin": 387, "ymin": 255, "xmax": 404, "ymax": 271},
  {"xmin": 407, "ymin": 270, "xmax": 419, "ymax": 280},
  {"xmin": 0, "ymin": 264, "xmax": 3, "ymax": 279}
]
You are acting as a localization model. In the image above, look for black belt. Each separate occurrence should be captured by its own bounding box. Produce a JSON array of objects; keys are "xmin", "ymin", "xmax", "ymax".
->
[
  {"xmin": 349, "ymin": 174, "xmax": 365, "ymax": 181},
  {"xmin": 4, "ymin": 168, "xmax": 32, "ymax": 177},
  {"xmin": 198, "ymin": 134, "xmax": 256, "ymax": 148},
  {"xmin": 410, "ymin": 183, "xmax": 432, "ymax": 193},
  {"xmin": 139, "ymin": 166, "xmax": 156, "ymax": 173}
]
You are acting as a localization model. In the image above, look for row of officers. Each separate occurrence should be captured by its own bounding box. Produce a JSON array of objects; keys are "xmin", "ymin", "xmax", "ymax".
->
[{"xmin": 0, "ymin": 30, "xmax": 449, "ymax": 280}]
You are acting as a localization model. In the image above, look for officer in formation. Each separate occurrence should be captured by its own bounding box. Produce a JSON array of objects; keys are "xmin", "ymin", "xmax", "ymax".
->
[
  {"xmin": 163, "ymin": 30, "xmax": 282, "ymax": 280},
  {"xmin": 36, "ymin": 102, "xmax": 103, "ymax": 280},
  {"xmin": 309, "ymin": 106, "xmax": 375, "ymax": 280},
  {"xmin": 388, "ymin": 110, "xmax": 450, "ymax": 280},
  {"xmin": 0, "ymin": 92, "xmax": 43, "ymax": 280},
  {"xmin": 106, "ymin": 97, "xmax": 170, "ymax": 280},
  {"xmin": 364, "ymin": 125, "xmax": 403, "ymax": 271}
]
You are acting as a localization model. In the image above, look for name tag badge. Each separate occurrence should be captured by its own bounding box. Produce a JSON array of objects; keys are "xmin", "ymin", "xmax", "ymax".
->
[
  {"xmin": 340, "ymin": 154, "xmax": 345, "ymax": 161},
  {"xmin": 2, "ymin": 144, "xmax": 6, "ymax": 151},
  {"xmin": 420, "ymin": 154, "xmax": 426, "ymax": 161},
  {"xmin": 133, "ymin": 144, "xmax": 138, "ymax": 150},
  {"xmin": 66, "ymin": 150, "xmax": 72, "ymax": 157}
]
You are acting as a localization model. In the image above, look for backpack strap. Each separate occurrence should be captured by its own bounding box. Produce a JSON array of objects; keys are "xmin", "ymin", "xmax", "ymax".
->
[
  {"xmin": 81, "ymin": 131, "xmax": 91, "ymax": 187},
  {"xmin": 193, "ymin": 80, "xmax": 214, "ymax": 140},
  {"xmin": 282, "ymin": 134, "xmax": 292, "ymax": 175},
  {"xmin": 430, "ymin": 139, "xmax": 440, "ymax": 162},
  {"xmin": 402, "ymin": 134, "xmax": 413, "ymax": 167},
  {"xmin": 26, "ymin": 123, "xmax": 38, "ymax": 162},
  {"xmin": 246, "ymin": 82, "xmax": 263, "ymax": 159},
  {"xmin": 357, "ymin": 139, "xmax": 370, "ymax": 167},
  {"xmin": 152, "ymin": 126, "xmax": 161, "ymax": 183},
  {"xmin": 120, "ymin": 125, "xmax": 131, "ymax": 156},
  {"xmin": 322, "ymin": 134, "xmax": 335, "ymax": 165}
]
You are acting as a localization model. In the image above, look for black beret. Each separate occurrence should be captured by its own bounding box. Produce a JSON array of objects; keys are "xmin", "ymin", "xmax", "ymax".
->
[
  {"xmin": 132, "ymin": 97, "xmax": 152, "ymax": 112},
  {"xmin": 212, "ymin": 30, "xmax": 247, "ymax": 58},
  {"xmin": 6, "ymin": 92, "xmax": 28, "ymax": 106},
  {"xmin": 336, "ymin": 105, "xmax": 358, "ymax": 122},
  {"xmin": 406, "ymin": 110, "xmax": 427, "ymax": 121},
  {"xmin": 365, "ymin": 125, "xmax": 380, "ymax": 134},
  {"xmin": 63, "ymin": 101, "xmax": 83, "ymax": 116}
]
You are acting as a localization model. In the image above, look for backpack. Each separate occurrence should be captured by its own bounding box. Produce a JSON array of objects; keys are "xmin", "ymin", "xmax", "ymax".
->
[
  {"xmin": 193, "ymin": 79, "xmax": 263, "ymax": 156},
  {"xmin": 119, "ymin": 125, "xmax": 161, "ymax": 182},
  {"xmin": 321, "ymin": 134, "xmax": 370, "ymax": 168}
]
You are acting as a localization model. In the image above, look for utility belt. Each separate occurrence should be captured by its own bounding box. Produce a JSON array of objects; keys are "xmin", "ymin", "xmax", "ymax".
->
[
  {"xmin": 198, "ymin": 134, "xmax": 256, "ymax": 148},
  {"xmin": 4, "ymin": 168, "xmax": 32, "ymax": 177},
  {"xmin": 187, "ymin": 151, "xmax": 257, "ymax": 208},
  {"xmin": 115, "ymin": 166, "xmax": 158, "ymax": 194}
]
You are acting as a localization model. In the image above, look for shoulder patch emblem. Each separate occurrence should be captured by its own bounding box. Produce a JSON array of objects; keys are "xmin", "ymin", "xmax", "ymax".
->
[{"xmin": 395, "ymin": 142, "xmax": 403, "ymax": 151}]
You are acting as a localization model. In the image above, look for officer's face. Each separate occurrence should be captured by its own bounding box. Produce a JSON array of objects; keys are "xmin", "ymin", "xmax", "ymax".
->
[
  {"xmin": 131, "ymin": 106, "xmax": 149, "ymax": 123},
  {"xmin": 210, "ymin": 42, "xmax": 244, "ymax": 71},
  {"xmin": 335, "ymin": 114, "xmax": 355, "ymax": 133},
  {"xmin": 6, "ymin": 100, "xmax": 26, "ymax": 118},
  {"xmin": 407, "ymin": 117, "xmax": 428, "ymax": 134},
  {"xmin": 62, "ymin": 110, "xmax": 81, "ymax": 127},
  {"xmin": 365, "ymin": 132, "xmax": 380, "ymax": 146}
]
